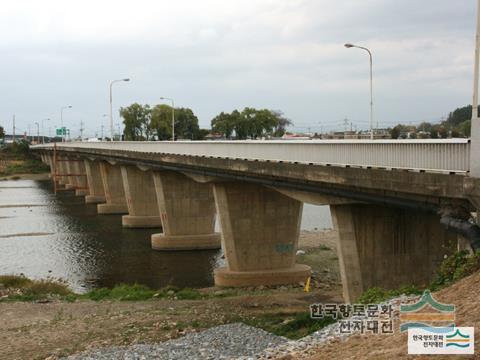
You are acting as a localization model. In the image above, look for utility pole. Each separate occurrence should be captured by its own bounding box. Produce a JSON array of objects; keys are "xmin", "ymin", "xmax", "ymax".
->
[
  {"xmin": 79, "ymin": 120, "xmax": 84, "ymax": 140},
  {"xmin": 12, "ymin": 115, "xmax": 15, "ymax": 143}
]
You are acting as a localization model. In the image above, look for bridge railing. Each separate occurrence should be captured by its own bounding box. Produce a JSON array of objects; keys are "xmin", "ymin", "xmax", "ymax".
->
[{"xmin": 33, "ymin": 139, "xmax": 471, "ymax": 174}]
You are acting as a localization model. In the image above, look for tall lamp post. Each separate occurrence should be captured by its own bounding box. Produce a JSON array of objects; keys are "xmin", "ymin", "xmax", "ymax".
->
[
  {"xmin": 41, "ymin": 118, "xmax": 50, "ymax": 144},
  {"xmin": 160, "ymin": 97, "xmax": 175, "ymax": 141},
  {"xmin": 345, "ymin": 43, "xmax": 374, "ymax": 140},
  {"xmin": 109, "ymin": 78, "xmax": 130, "ymax": 141},
  {"xmin": 472, "ymin": 0, "xmax": 480, "ymax": 177},
  {"xmin": 60, "ymin": 105, "xmax": 72, "ymax": 142}
]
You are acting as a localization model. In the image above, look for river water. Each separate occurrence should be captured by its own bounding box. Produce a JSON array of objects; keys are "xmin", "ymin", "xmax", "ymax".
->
[{"xmin": 0, "ymin": 179, "xmax": 332, "ymax": 292}]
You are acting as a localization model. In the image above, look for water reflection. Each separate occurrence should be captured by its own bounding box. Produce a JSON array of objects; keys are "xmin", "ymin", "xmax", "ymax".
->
[
  {"xmin": 0, "ymin": 180, "xmax": 331, "ymax": 293},
  {"xmin": 0, "ymin": 180, "xmax": 221, "ymax": 292}
]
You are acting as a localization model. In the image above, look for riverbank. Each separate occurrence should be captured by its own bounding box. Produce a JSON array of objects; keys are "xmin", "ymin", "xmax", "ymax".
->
[
  {"xmin": 0, "ymin": 145, "xmax": 50, "ymax": 180},
  {"xmin": 0, "ymin": 230, "xmax": 341, "ymax": 359}
]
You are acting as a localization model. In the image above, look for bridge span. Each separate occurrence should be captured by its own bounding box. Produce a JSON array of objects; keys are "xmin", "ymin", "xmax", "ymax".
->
[{"xmin": 33, "ymin": 140, "xmax": 480, "ymax": 302}]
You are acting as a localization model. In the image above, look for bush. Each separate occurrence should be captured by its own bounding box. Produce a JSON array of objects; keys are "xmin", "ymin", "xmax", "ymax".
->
[
  {"xmin": 175, "ymin": 288, "xmax": 202, "ymax": 300},
  {"xmin": 244, "ymin": 312, "xmax": 336, "ymax": 339},
  {"xmin": 83, "ymin": 284, "xmax": 156, "ymax": 301},
  {"xmin": 430, "ymin": 250, "xmax": 480, "ymax": 290},
  {"xmin": 358, "ymin": 285, "xmax": 422, "ymax": 305},
  {"xmin": 0, "ymin": 275, "xmax": 73, "ymax": 301},
  {"xmin": 0, "ymin": 275, "xmax": 33, "ymax": 288}
]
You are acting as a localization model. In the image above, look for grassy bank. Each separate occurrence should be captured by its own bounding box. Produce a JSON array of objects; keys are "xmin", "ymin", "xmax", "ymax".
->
[
  {"xmin": 0, "ymin": 275, "xmax": 332, "ymax": 344},
  {"xmin": 0, "ymin": 142, "xmax": 50, "ymax": 176},
  {"xmin": 0, "ymin": 275, "xmax": 297, "ymax": 303}
]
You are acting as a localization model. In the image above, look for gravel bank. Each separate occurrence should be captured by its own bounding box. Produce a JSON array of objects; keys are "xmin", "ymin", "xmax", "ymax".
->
[
  {"xmin": 63, "ymin": 294, "xmax": 419, "ymax": 360},
  {"xmin": 63, "ymin": 323, "xmax": 288, "ymax": 360}
]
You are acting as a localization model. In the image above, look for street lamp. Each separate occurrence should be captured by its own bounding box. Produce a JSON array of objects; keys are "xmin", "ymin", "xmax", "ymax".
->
[
  {"xmin": 160, "ymin": 97, "xmax": 175, "ymax": 141},
  {"xmin": 60, "ymin": 105, "xmax": 72, "ymax": 142},
  {"xmin": 41, "ymin": 118, "xmax": 50, "ymax": 144},
  {"xmin": 345, "ymin": 43, "xmax": 374, "ymax": 140},
  {"xmin": 109, "ymin": 78, "xmax": 130, "ymax": 141}
]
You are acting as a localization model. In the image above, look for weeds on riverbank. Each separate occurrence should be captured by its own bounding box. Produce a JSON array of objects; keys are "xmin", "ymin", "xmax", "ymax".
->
[
  {"xmin": 0, "ymin": 275, "xmax": 73, "ymax": 301},
  {"xmin": 0, "ymin": 159, "xmax": 49, "ymax": 176},
  {"xmin": 0, "ymin": 276, "xmax": 212, "ymax": 302},
  {"xmin": 244, "ymin": 312, "xmax": 336, "ymax": 339},
  {"xmin": 358, "ymin": 250, "xmax": 480, "ymax": 304},
  {"xmin": 0, "ymin": 142, "xmax": 50, "ymax": 176}
]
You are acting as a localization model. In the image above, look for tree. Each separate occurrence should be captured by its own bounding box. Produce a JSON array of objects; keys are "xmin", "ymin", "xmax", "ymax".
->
[
  {"xmin": 150, "ymin": 104, "xmax": 172, "ymax": 140},
  {"xmin": 0, "ymin": 126, "xmax": 4, "ymax": 139},
  {"xmin": 150, "ymin": 105, "xmax": 202, "ymax": 140},
  {"xmin": 120, "ymin": 103, "xmax": 152, "ymax": 141},
  {"xmin": 211, "ymin": 112, "xmax": 236, "ymax": 139},
  {"xmin": 459, "ymin": 120, "xmax": 471, "ymax": 137},
  {"xmin": 175, "ymin": 108, "xmax": 201, "ymax": 140},
  {"xmin": 272, "ymin": 110, "xmax": 292, "ymax": 137},
  {"xmin": 446, "ymin": 105, "xmax": 479, "ymax": 127}
]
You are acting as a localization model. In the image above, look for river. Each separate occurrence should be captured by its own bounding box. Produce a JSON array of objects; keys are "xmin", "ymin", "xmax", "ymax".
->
[{"xmin": 0, "ymin": 179, "xmax": 332, "ymax": 292}]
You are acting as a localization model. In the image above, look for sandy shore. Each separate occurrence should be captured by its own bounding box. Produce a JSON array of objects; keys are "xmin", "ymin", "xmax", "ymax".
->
[{"xmin": 299, "ymin": 229, "xmax": 337, "ymax": 250}]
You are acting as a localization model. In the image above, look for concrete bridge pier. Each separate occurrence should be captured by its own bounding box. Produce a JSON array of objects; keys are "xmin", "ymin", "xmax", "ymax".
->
[
  {"xmin": 64, "ymin": 158, "xmax": 78, "ymax": 190},
  {"xmin": 97, "ymin": 162, "xmax": 128, "ymax": 215},
  {"xmin": 213, "ymin": 183, "xmax": 311, "ymax": 287},
  {"xmin": 121, "ymin": 165, "xmax": 162, "ymax": 228},
  {"xmin": 73, "ymin": 160, "xmax": 89, "ymax": 197},
  {"xmin": 84, "ymin": 160, "xmax": 106, "ymax": 204},
  {"xmin": 56, "ymin": 156, "xmax": 68, "ymax": 186},
  {"xmin": 330, "ymin": 204, "xmax": 457, "ymax": 303},
  {"xmin": 151, "ymin": 171, "xmax": 220, "ymax": 250}
]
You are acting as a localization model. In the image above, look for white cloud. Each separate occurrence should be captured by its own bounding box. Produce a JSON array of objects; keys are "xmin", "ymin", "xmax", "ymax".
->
[{"xmin": 0, "ymin": 0, "xmax": 477, "ymax": 136}]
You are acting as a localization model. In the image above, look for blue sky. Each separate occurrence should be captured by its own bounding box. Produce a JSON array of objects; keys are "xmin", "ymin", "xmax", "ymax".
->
[{"xmin": 0, "ymin": 0, "xmax": 477, "ymax": 137}]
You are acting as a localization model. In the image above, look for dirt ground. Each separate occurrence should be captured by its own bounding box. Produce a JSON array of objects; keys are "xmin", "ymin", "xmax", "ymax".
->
[
  {"xmin": 0, "ymin": 173, "xmax": 50, "ymax": 181},
  {"xmin": 298, "ymin": 270, "xmax": 480, "ymax": 360},
  {"xmin": 0, "ymin": 231, "xmax": 342, "ymax": 360}
]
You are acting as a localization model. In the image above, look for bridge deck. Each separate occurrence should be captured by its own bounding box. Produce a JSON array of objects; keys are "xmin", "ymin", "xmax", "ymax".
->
[{"xmin": 33, "ymin": 139, "xmax": 471, "ymax": 174}]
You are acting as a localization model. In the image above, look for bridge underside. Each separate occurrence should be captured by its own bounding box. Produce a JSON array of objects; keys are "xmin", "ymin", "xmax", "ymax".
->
[{"xmin": 37, "ymin": 147, "xmax": 479, "ymax": 302}]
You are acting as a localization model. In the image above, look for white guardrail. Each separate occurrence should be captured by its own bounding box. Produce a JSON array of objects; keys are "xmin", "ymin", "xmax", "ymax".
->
[{"xmin": 33, "ymin": 139, "xmax": 471, "ymax": 174}]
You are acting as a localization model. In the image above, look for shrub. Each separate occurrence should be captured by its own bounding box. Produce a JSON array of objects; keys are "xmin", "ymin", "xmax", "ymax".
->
[{"xmin": 430, "ymin": 250, "xmax": 480, "ymax": 290}]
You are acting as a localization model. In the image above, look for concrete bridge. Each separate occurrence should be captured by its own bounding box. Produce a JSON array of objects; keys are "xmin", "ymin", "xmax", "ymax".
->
[{"xmin": 33, "ymin": 139, "xmax": 480, "ymax": 302}]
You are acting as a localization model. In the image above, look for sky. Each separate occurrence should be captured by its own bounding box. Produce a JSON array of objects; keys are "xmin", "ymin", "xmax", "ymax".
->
[{"xmin": 0, "ymin": 0, "xmax": 477, "ymax": 138}]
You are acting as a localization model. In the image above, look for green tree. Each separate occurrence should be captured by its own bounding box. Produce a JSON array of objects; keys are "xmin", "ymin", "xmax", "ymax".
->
[
  {"xmin": 458, "ymin": 120, "xmax": 471, "ymax": 137},
  {"xmin": 175, "ymin": 108, "xmax": 201, "ymax": 140},
  {"xmin": 120, "ymin": 103, "xmax": 152, "ymax": 141},
  {"xmin": 211, "ymin": 108, "xmax": 292, "ymax": 139},
  {"xmin": 211, "ymin": 112, "xmax": 236, "ymax": 138},
  {"xmin": 446, "ymin": 105, "xmax": 479, "ymax": 127},
  {"xmin": 151, "ymin": 105, "xmax": 202, "ymax": 140},
  {"xmin": 0, "ymin": 126, "xmax": 4, "ymax": 139},
  {"xmin": 150, "ymin": 104, "xmax": 172, "ymax": 140}
]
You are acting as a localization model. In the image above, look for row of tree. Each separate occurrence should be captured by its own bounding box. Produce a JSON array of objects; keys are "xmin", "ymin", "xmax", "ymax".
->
[
  {"xmin": 120, "ymin": 103, "xmax": 208, "ymax": 141},
  {"xmin": 211, "ymin": 108, "xmax": 291, "ymax": 139},
  {"xmin": 120, "ymin": 104, "xmax": 292, "ymax": 140},
  {"xmin": 389, "ymin": 105, "xmax": 474, "ymax": 139}
]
